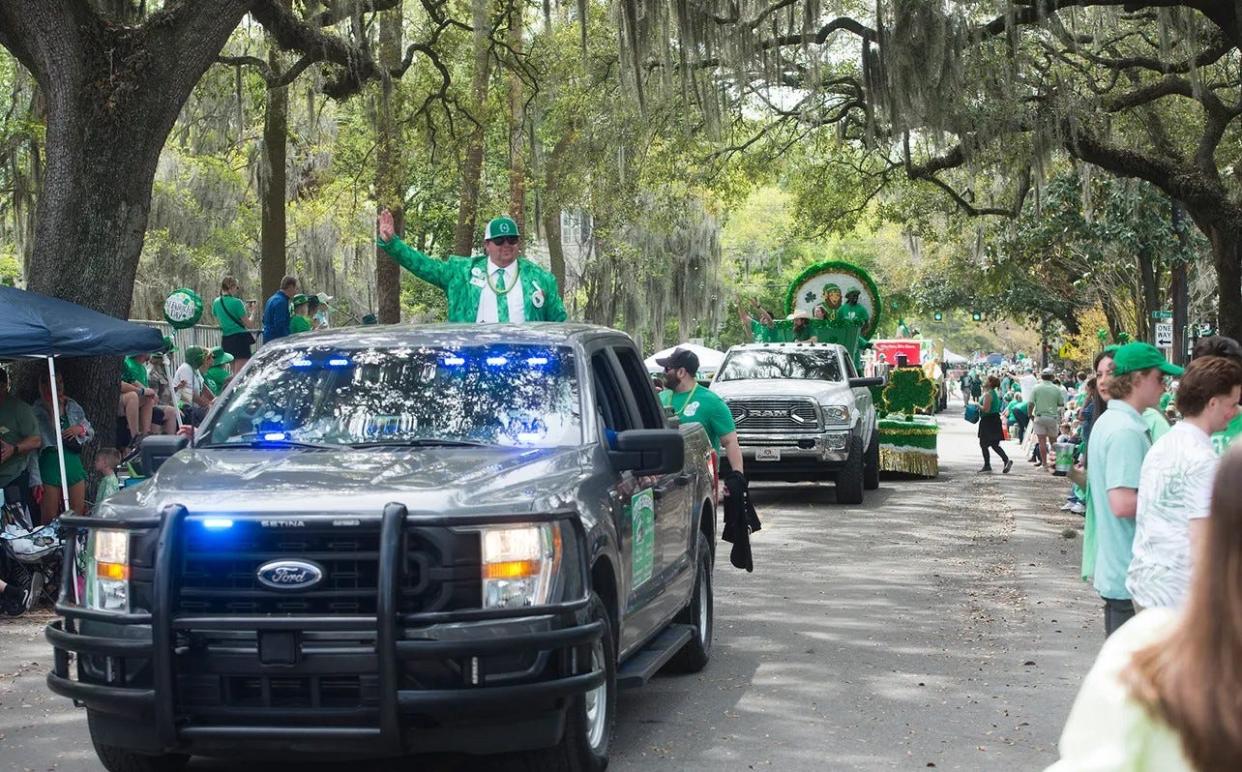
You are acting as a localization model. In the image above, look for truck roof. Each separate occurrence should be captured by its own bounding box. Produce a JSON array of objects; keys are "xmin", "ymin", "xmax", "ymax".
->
[{"xmin": 261, "ymin": 322, "xmax": 627, "ymax": 352}]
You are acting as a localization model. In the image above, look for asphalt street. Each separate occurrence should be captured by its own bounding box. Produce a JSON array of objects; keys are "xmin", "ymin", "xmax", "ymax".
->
[{"xmin": 1, "ymin": 400, "xmax": 1099, "ymax": 771}]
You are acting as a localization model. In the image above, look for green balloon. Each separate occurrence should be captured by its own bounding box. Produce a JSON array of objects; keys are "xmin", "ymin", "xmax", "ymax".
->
[{"xmin": 164, "ymin": 288, "xmax": 203, "ymax": 329}]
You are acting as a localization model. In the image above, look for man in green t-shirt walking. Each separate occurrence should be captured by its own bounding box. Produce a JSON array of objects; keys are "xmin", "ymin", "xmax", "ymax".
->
[
  {"xmin": 656, "ymin": 348, "xmax": 743, "ymax": 480},
  {"xmin": 212, "ymin": 276, "xmax": 255, "ymax": 375},
  {"xmin": 1030, "ymin": 368, "xmax": 1067, "ymax": 471}
]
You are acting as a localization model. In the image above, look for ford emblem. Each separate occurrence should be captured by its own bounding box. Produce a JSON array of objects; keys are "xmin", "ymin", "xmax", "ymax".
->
[{"xmin": 256, "ymin": 559, "xmax": 324, "ymax": 592}]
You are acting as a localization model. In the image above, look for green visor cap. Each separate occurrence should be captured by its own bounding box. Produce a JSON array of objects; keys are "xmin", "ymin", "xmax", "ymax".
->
[
  {"xmin": 291, "ymin": 293, "xmax": 309, "ymax": 307},
  {"xmin": 1112, "ymin": 342, "xmax": 1184, "ymax": 377},
  {"xmin": 210, "ymin": 347, "xmax": 235, "ymax": 365},
  {"xmin": 822, "ymin": 283, "xmax": 841, "ymax": 293},
  {"xmin": 484, "ymin": 216, "xmax": 520, "ymax": 240}
]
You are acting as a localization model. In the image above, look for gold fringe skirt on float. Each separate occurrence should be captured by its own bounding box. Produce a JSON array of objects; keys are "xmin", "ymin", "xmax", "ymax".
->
[{"xmin": 878, "ymin": 446, "xmax": 939, "ymax": 477}]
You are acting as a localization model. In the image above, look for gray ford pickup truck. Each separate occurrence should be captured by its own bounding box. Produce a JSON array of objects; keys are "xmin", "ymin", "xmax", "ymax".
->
[{"xmin": 47, "ymin": 324, "xmax": 717, "ymax": 772}]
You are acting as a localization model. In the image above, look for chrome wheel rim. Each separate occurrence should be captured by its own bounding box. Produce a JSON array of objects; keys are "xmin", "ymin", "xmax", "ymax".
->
[
  {"xmin": 584, "ymin": 640, "xmax": 608, "ymax": 750},
  {"xmin": 697, "ymin": 569, "xmax": 709, "ymax": 644}
]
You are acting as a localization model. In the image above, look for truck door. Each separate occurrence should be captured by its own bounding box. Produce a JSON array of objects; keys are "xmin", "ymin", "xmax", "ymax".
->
[
  {"xmin": 588, "ymin": 348, "xmax": 667, "ymax": 654},
  {"xmin": 843, "ymin": 349, "xmax": 874, "ymax": 446},
  {"xmin": 609, "ymin": 344, "xmax": 695, "ymax": 606}
]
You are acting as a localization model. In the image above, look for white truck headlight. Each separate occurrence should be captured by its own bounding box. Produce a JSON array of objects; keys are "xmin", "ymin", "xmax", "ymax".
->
[
  {"xmin": 86, "ymin": 529, "xmax": 130, "ymax": 613},
  {"xmin": 479, "ymin": 523, "xmax": 562, "ymax": 609},
  {"xmin": 823, "ymin": 406, "xmax": 850, "ymax": 423}
]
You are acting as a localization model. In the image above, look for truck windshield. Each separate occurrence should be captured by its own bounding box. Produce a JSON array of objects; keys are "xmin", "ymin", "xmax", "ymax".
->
[
  {"xmin": 203, "ymin": 345, "xmax": 581, "ymax": 448},
  {"xmin": 715, "ymin": 350, "xmax": 843, "ymax": 382}
]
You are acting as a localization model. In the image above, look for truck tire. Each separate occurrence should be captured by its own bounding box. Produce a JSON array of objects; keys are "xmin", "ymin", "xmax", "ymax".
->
[
  {"xmin": 667, "ymin": 536, "xmax": 713, "ymax": 673},
  {"xmin": 863, "ymin": 433, "xmax": 880, "ymax": 491},
  {"xmin": 89, "ymin": 715, "xmax": 188, "ymax": 772},
  {"xmin": 518, "ymin": 593, "xmax": 616, "ymax": 772},
  {"xmin": 835, "ymin": 436, "xmax": 865, "ymax": 505}
]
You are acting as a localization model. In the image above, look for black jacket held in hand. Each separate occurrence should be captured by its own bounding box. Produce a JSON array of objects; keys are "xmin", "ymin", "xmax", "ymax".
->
[{"xmin": 722, "ymin": 471, "xmax": 761, "ymax": 572}]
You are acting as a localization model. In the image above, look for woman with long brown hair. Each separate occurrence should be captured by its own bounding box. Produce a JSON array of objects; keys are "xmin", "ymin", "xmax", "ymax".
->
[{"xmin": 1048, "ymin": 443, "xmax": 1242, "ymax": 770}]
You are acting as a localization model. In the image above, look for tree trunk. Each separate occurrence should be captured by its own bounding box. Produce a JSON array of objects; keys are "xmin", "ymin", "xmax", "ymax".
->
[
  {"xmin": 1206, "ymin": 221, "xmax": 1242, "ymax": 342},
  {"xmin": 375, "ymin": 4, "xmax": 403, "ymax": 324},
  {"xmin": 507, "ymin": 3, "xmax": 526, "ymax": 230},
  {"xmin": 1170, "ymin": 201, "xmax": 1190, "ymax": 364},
  {"xmin": 260, "ymin": 45, "xmax": 290, "ymax": 300},
  {"xmin": 0, "ymin": 1, "xmax": 251, "ymax": 447},
  {"xmin": 453, "ymin": 0, "xmax": 493, "ymax": 256},
  {"xmin": 542, "ymin": 131, "xmax": 575, "ymax": 290},
  {"xmin": 1136, "ymin": 243, "xmax": 1158, "ymax": 342}
]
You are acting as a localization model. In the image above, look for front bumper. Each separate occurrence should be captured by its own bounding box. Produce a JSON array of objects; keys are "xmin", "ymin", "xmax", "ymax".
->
[{"xmin": 46, "ymin": 506, "xmax": 603, "ymax": 758}]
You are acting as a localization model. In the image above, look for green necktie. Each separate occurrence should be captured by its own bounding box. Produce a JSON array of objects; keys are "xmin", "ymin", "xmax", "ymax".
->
[{"xmin": 494, "ymin": 269, "xmax": 509, "ymax": 323}]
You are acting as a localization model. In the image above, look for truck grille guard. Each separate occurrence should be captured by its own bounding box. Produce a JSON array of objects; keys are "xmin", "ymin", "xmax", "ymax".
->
[{"xmin": 45, "ymin": 504, "xmax": 604, "ymax": 754}]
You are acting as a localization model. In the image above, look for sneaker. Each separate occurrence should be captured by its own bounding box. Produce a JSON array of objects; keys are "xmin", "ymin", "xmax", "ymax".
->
[
  {"xmin": 1003, "ymin": 459, "xmax": 1013, "ymax": 474},
  {"xmin": 1069, "ymin": 502, "xmax": 1086, "ymax": 515},
  {"xmin": 977, "ymin": 467, "xmax": 993, "ymax": 473},
  {"xmin": 1, "ymin": 582, "xmax": 30, "ymax": 617},
  {"xmin": 1060, "ymin": 502, "xmax": 1074, "ymax": 511}
]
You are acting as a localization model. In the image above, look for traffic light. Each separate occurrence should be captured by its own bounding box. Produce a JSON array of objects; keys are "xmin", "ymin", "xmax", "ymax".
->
[
  {"xmin": 933, "ymin": 311, "xmax": 943, "ymax": 322},
  {"xmin": 971, "ymin": 311, "xmax": 984, "ymax": 322}
]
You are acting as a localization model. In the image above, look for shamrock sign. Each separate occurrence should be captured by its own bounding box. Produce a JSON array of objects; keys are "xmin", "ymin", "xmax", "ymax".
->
[
  {"xmin": 164, "ymin": 288, "xmax": 203, "ymax": 329},
  {"xmin": 880, "ymin": 367, "xmax": 937, "ymax": 417}
]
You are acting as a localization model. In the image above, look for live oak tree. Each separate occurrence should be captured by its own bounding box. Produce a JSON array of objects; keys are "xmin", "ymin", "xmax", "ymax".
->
[
  {"xmin": 624, "ymin": 0, "xmax": 1242, "ymax": 340},
  {"xmin": 0, "ymin": 0, "xmax": 436, "ymax": 443}
]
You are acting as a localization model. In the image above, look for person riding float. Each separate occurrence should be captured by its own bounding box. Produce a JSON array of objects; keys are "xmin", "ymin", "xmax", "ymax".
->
[{"xmin": 376, "ymin": 210, "xmax": 566, "ymax": 323}]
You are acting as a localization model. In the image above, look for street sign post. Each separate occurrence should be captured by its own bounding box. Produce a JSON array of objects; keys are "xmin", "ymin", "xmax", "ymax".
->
[
  {"xmin": 1155, "ymin": 322, "xmax": 1174, "ymax": 349},
  {"xmin": 1151, "ymin": 310, "xmax": 1173, "ymax": 320}
]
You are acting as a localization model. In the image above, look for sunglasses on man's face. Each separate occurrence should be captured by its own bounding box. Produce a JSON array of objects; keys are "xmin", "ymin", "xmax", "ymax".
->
[{"xmin": 490, "ymin": 236, "xmax": 519, "ymax": 246}]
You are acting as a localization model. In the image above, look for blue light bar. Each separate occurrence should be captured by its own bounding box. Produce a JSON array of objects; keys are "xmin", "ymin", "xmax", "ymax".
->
[
  {"xmin": 291, "ymin": 358, "xmax": 314, "ymax": 368},
  {"xmin": 202, "ymin": 518, "xmax": 234, "ymax": 530},
  {"xmin": 443, "ymin": 356, "xmax": 466, "ymax": 366},
  {"xmin": 327, "ymin": 357, "xmax": 351, "ymax": 367},
  {"xmin": 263, "ymin": 431, "xmax": 287, "ymax": 441},
  {"xmin": 486, "ymin": 356, "xmax": 508, "ymax": 366},
  {"xmin": 526, "ymin": 357, "xmax": 549, "ymax": 366}
]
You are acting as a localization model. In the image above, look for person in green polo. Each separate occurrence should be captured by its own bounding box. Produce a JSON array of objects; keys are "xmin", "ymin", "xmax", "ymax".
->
[
  {"xmin": 1086, "ymin": 341, "xmax": 1183, "ymax": 637},
  {"xmin": 377, "ymin": 210, "xmax": 567, "ymax": 323},
  {"xmin": 656, "ymin": 348, "xmax": 743, "ymax": 476},
  {"xmin": 289, "ymin": 294, "xmax": 313, "ymax": 334}
]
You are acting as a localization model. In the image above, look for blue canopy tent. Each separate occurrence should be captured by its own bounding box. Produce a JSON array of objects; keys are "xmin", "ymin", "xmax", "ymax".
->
[{"xmin": 0, "ymin": 286, "xmax": 165, "ymax": 512}]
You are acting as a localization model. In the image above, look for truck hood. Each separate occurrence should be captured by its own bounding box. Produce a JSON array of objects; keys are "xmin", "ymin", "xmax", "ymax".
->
[
  {"xmin": 710, "ymin": 378, "xmax": 852, "ymax": 403},
  {"xmin": 102, "ymin": 445, "xmax": 590, "ymax": 518}
]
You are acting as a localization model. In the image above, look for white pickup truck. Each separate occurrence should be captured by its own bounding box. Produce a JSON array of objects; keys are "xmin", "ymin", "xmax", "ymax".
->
[{"xmin": 709, "ymin": 342, "xmax": 883, "ymax": 504}]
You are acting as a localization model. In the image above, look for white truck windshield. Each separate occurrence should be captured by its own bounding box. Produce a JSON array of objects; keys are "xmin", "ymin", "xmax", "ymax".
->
[{"xmin": 715, "ymin": 349, "xmax": 843, "ymax": 382}]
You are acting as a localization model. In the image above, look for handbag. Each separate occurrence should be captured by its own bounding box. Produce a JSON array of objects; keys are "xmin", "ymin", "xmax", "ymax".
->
[
  {"xmin": 964, "ymin": 403, "xmax": 981, "ymax": 424},
  {"xmin": 217, "ymin": 297, "xmax": 256, "ymax": 344}
]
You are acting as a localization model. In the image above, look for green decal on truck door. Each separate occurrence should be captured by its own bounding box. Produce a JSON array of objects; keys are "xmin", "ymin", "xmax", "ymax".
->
[{"xmin": 631, "ymin": 488, "xmax": 655, "ymax": 587}]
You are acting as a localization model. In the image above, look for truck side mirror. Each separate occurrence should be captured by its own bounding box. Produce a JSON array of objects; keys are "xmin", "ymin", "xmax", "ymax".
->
[
  {"xmin": 140, "ymin": 434, "xmax": 189, "ymax": 475},
  {"xmin": 609, "ymin": 429, "xmax": 685, "ymax": 476},
  {"xmin": 849, "ymin": 376, "xmax": 885, "ymax": 388}
]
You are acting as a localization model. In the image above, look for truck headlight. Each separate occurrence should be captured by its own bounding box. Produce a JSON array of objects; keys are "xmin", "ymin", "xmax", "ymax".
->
[
  {"xmin": 86, "ymin": 529, "xmax": 130, "ymax": 613},
  {"xmin": 823, "ymin": 406, "xmax": 850, "ymax": 423},
  {"xmin": 479, "ymin": 523, "xmax": 562, "ymax": 609}
]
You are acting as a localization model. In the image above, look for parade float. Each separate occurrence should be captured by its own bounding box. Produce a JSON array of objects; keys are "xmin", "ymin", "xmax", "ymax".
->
[{"xmin": 756, "ymin": 260, "xmax": 942, "ymax": 478}]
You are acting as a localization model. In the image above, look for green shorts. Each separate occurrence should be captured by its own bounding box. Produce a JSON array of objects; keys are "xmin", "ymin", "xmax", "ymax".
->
[{"xmin": 39, "ymin": 447, "xmax": 86, "ymax": 488}]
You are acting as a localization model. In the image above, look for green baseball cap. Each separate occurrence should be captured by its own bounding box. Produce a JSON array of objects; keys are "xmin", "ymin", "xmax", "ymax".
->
[
  {"xmin": 484, "ymin": 216, "xmax": 520, "ymax": 241},
  {"xmin": 291, "ymin": 293, "xmax": 309, "ymax": 307},
  {"xmin": 1112, "ymin": 342, "xmax": 1184, "ymax": 377},
  {"xmin": 210, "ymin": 347, "xmax": 235, "ymax": 366},
  {"xmin": 822, "ymin": 283, "xmax": 841, "ymax": 294},
  {"xmin": 160, "ymin": 335, "xmax": 177, "ymax": 353}
]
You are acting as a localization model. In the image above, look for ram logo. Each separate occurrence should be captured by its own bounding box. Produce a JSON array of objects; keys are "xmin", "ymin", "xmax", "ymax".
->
[
  {"xmin": 750, "ymin": 409, "xmax": 788, "ymax": 418},
  {"xmin": 256, "ymin": 560, "xmax": 324, "ymax": 592}
]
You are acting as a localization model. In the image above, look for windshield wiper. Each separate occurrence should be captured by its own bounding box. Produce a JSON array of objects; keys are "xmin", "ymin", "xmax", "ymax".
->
[
  {"xmin": 200, "ymin": 439, "xmax": 340, "ymax": 450},
  {"xmin": 349, "ymin": 439, "xmax": 491, "ymax": 449}
]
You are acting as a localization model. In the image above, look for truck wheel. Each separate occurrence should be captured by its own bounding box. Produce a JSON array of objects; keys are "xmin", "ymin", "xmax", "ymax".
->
[
  {"xmin": 863, "ymin": 434, "xmax": 880, "ymax": 491},
  {"xmin": 89, "ymin": 712, "xmax": 188, "ymax": 772},
  {"xmin": 835, "ymin": 436, "xmax": 865, "ymax": 505},
  {"xmin": 667, "ymin": 536, "xmax": 713, "ymax": 673},
  {"xmin": 519, "ymin": 593, "xmax": 616, "ymax": 772}
]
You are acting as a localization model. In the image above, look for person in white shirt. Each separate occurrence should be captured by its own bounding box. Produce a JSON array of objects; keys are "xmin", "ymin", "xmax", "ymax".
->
[
  {"xmin": 1127, "ymin": 355, "xmax": 1242, "ymax": 610},
  {"xmin": 173, "ymin": 346, "xmax": 215, "ymax": 426},
  {"xmin": 1018, "ymin": 368, "xmax": 1038, "ymax": 404}
]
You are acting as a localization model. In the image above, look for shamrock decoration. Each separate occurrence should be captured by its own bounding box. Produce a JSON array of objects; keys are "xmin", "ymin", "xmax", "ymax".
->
[
  {"xmin": 804, "ymin": 290, "xmax": 817, "ymax": 304},
  {"xmin": 880, "ymin": 367, "xmax": 936, "ymax": 416},
  {"xmin": 1116, "ymin": 331, "xmax": 1132, "ymax": 344}
]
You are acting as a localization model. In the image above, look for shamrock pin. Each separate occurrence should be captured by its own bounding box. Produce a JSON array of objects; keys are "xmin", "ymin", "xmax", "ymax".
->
[{"xmin": 532, "ymin": 287, "xmax": 545, "ymax": 308}]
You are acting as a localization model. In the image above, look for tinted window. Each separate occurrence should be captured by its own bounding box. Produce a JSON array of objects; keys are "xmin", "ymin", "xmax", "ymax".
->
[
  {"xmin": 612, "ymin": 346, "xmax": 664, "ymax": 429},
  {"xmin": 203, "ymin": 344, "xmax": 581, "ymax": 448},
  {"xmin": 716, "ymin": 349, "xmax": 844, "ymax": 383}
]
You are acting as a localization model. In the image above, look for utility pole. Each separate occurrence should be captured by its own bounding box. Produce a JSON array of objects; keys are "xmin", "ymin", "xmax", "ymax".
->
[{"xmin": 1170, "ymin": 201, "xmax": 1191, "ymax": 365}]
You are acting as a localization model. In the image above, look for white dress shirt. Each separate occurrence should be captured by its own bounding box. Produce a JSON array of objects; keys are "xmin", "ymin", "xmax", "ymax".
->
[{"xmin": 475, "ymin": 259, "xmax": 525, "ymax": 323}]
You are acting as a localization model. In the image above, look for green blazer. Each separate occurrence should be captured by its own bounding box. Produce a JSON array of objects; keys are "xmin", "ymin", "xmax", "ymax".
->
[{"xmin": 378, "ymin": 236, "xmax": 568, "ymax": 323}]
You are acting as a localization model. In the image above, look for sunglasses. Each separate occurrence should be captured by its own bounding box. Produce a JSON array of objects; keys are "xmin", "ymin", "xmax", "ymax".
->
[{"xmin": 490, "ymin": 236, "xmax": 519, "ymax": 246}]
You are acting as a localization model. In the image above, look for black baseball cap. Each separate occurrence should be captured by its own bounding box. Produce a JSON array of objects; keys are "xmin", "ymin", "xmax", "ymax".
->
[{"xmin": 655, "ymin": 348, "xmax": 699, "ymax": 375}]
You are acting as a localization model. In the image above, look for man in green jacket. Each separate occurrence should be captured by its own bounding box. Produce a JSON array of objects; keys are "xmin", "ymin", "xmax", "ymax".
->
[{"xmin": 377, "ymin": 210, "xmax": 567, "ymax": 323}]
